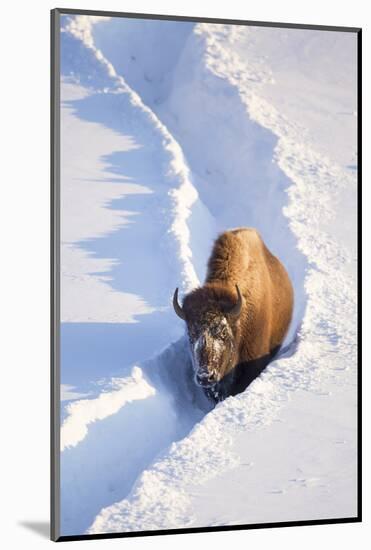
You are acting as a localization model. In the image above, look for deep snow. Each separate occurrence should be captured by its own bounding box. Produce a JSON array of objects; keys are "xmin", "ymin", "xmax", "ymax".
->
[{"xmin": 59, "ymin": 15, "xmax": 358, "ymax": 536}]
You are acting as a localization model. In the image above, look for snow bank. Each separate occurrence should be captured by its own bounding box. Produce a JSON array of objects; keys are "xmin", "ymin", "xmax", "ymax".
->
[
  {"xmin": 61, "ymin": 367, "xmax": 155, "ymax": 450},
  {"xmin": 88, "ymin": 374, "xmax": 286, "ymax": 533}
]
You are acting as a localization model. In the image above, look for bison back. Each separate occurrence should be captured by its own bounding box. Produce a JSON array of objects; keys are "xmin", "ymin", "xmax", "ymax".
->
[{"xmin": 206, "ymin": 227, "xmax": 293, "ymax": 355}]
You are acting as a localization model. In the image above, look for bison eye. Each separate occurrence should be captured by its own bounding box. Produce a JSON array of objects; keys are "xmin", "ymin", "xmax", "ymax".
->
[{"xmin": 211, "ymin": 325, "xmax": 227, "ymax": 338}]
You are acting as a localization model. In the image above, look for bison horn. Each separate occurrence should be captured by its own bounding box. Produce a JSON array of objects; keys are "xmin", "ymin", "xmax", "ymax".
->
[
  {"xmin": 173, "ymin": 288, "xmax": 186, "ymax": 320},
  {"xmin": 225, "ymin": 285, "xmax": 243, "ymax": 317}
]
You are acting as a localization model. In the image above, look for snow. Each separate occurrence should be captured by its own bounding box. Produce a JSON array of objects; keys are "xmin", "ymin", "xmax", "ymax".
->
[
  {"xmin": 58, "ymin": 14, "xmax": 358, "ymax": 537},
  {"xmin": 61, "ymin": 366, "xmax": 155, "ymax": 451}
]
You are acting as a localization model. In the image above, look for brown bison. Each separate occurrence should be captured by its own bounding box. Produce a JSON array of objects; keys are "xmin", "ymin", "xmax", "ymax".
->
[{"xmin": 173, "ymin": 228, "xmax": 294, "ymax": 402}]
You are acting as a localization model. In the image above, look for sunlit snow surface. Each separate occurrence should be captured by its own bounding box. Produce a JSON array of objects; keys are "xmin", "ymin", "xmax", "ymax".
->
[{"xmin": 59, "ymin": 15, "xmax": 358, "ymax": 536}]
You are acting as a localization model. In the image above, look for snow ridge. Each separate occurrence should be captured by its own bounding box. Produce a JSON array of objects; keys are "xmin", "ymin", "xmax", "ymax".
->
[{"xmin": 61, "ymin": 367, "xmax": 155, "ymax": 451}]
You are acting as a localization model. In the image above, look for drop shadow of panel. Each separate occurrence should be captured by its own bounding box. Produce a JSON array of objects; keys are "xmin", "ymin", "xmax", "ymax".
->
[
  {"xmin": 61, "ymin": 313, "xmax": 183, "ymax": 395},
  {"xmin": 18, "ymin": 521, "xmax": 49, "ymax": 539}
]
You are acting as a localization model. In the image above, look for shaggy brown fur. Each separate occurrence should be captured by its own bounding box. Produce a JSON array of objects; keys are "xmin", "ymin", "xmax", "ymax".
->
[
  {"xmin": 206, "ymin": 227, "xmax": 293, "ymax": 357},
  {"xmin": 178, "ymin": 227, "xmax": 294, "ymax": 400}
]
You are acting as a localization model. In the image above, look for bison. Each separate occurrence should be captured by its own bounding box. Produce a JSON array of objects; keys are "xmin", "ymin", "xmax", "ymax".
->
[{"xmin": 173, "ymin": 228, "xmax": 294, "ymax": 402}]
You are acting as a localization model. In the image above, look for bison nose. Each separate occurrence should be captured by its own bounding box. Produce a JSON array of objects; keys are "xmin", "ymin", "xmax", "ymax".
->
[{"xmin": 196, "ymin": 371, "xmax": 215, "ymax": 387}]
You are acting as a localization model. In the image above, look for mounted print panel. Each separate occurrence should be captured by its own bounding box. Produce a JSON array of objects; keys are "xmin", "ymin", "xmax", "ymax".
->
[{"xmin": 51, "ymin": 8, "xmax": 361, "ymax": 542}]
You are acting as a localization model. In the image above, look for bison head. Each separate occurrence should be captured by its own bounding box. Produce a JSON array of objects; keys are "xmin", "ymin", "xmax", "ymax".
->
[{"xmin": 173, "ymin": 285, "xmax": 242, "ymax": 388}]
